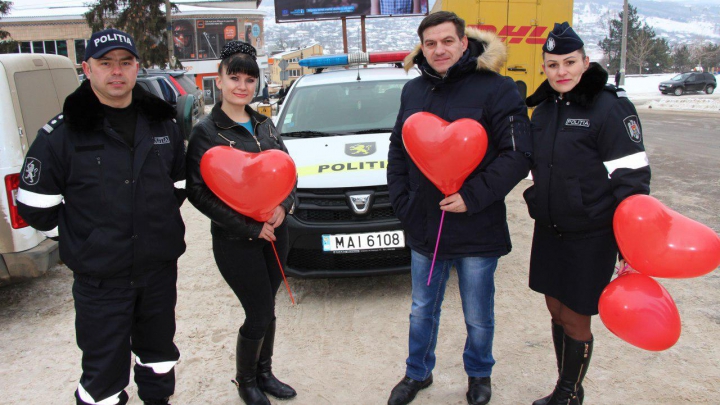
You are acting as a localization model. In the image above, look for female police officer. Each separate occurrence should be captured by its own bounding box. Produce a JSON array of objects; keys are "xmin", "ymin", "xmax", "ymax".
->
[{"xmin": 523, "ymin": 23, "xmax": 651, "ymax": 405}]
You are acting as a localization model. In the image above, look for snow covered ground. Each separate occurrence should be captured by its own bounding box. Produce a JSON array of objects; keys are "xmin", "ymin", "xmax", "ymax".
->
[{"xmin": 617, "ymin": 73, "xmax": 720, "ymax": 113}]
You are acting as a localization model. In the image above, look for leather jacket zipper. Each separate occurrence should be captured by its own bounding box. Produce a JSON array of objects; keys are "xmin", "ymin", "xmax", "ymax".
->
[
  {"xmin": 217, "ymin": 132, "xmax": 236, "ymax": 147},
  {"xmin": 252, "ymin": 121, "xmax": 263, "ymax": 151}
]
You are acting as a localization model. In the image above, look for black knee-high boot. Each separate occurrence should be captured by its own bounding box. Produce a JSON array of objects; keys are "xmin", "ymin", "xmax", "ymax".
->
[
  {"xmin": 532, "ymin": 324, "xmax": 585, "ymax": 405},
  {"xmin": 233, "ymin": 332, "xmax": 270, "ymax": 405},
  {"xmin": 544, "ymin": 334, "xmax": 593, "ymax": 405},
  {"xmin": 257, "ymin": 319, "xmax": 297, "ymax": 399}
]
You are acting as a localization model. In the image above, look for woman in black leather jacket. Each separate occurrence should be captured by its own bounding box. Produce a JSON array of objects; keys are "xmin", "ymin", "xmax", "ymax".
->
[{"xmin": 186, "ymin": 41, "xmax": 296, "ymax": 405}]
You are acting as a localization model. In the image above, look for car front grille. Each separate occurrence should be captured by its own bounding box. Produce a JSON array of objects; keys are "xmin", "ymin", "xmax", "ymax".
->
[
  {"xmin": 287, "ymin": 247, "xmax": 410, "ymax": 271},
  {"xmin": 293, "ymin": 185, "xmax": 396, "ymax": 223}
]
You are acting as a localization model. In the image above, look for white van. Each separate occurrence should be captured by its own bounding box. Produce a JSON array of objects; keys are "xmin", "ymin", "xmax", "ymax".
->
[{"xmin": 0, "ymin": 54, "xmax": 79, "ymax": 286}]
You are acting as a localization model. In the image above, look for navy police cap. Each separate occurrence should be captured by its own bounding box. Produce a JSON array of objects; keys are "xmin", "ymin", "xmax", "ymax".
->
[
  {"xmin": 542, "ymin": 22, "xmax": 584, "ymax": 55},
  {"xmin": 84, "ymin": 28, "xmax": 140, "ymax": 62}
]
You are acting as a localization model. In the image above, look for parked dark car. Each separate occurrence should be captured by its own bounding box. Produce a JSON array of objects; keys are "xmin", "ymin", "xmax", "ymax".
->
[
  {"xmin": 659, "ymin": 72, "xmax": 716, "ymax": 96},
  {"xmin": 136, "ymin": 76, "xmax": 195, "ymax": 139},
  {"xmin": 138, "ymin": 68, "xmax": 205, "ymax": 125}
]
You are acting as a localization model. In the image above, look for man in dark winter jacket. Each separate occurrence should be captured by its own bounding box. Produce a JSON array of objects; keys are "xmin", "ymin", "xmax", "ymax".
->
[
  {"xmin": 16, "ymin": 28, "xmax": 186, "ymax": 405},
  {"xmin": 386, "ymin": 11, "xmax": 532, "ymax": 405}
]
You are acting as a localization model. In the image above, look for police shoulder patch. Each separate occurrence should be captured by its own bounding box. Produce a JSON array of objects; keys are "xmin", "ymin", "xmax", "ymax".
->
[
  {"xmin": 22, "ymin": 157, "xmax": 41, "ymax": 185},
  {"xmin": 41, "ymin": 113, "xmax": 65, "ymax": 134},
  {"xmin": 623, "ymin": 115, "xmax": 642, "ymax": 143}
]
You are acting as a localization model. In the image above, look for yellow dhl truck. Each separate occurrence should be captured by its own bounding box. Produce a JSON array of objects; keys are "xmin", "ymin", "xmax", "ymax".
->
[{"xmin": 434, "ymin": 0, "xmax": 574, "ymax": 99}]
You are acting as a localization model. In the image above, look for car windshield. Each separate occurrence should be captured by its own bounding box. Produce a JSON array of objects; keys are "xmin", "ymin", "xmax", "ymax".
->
[
  {"xmin": 175, "ymin": 74, "xmax": 199, "ymax": 93},
  {"xmin": 671, "ymin": 73, "xmax": 691, "ymax": 81},
  {"xmin": 278, "ymin": 80, "xmax": 408, "ymax": 135}
]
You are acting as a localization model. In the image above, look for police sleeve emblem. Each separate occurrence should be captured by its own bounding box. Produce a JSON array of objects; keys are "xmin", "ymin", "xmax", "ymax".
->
[
  {"xmin": 22, "ymin": 157, "xmax": 41, "ymax": 186},
  {"xmin": 623, "ymin": 115, "xmax": 642, "ymax": 143}
]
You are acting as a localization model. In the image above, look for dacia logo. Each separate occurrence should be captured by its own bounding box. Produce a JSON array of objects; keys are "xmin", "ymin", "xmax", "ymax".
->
[
  {"xmin": 348, "ymin": 193, "xmax": 372, "ymax": 214},
  {"xmin": 345, "ymin": 142, "xmax": 376, "ymax": 156},
  {"xmin": 470, "ymin": 25, "xmax": 549, "ymax": 45}
]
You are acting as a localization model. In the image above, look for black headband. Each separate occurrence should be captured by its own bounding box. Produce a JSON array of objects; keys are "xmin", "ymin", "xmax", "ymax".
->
[{"xmin": 220, "ymin": 41, "xmax": 257, "ymax": 60}]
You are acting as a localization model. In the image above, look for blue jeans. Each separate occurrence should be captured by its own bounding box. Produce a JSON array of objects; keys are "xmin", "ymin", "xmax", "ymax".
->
[{"xmin": 405, "ymin": 250, "xmax": 498, "ymax": 381}]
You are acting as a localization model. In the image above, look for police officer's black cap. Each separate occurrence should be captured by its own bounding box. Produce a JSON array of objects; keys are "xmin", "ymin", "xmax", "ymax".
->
[
  {"xmin": 84, "ymin": 28, "xmax": 140, "ymax": 62},
  {"xmin": 542, "ymin": 22, "xmax": 584, "ymax": 55}
]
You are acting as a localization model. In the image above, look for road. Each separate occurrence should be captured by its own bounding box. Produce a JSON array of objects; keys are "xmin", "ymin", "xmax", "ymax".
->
[
  {"xmin": 0, "ymin": 109, "xmax": 718, "ymax": 405},
  {"xmin": 641, "ymin": 109, "xmax": 720, "ymax": 231}
]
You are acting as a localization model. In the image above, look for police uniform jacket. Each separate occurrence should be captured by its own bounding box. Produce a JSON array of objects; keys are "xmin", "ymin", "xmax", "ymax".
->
[
  {"xmin": 186, "ymin": 102, "xmax": 296, "ymax": 239},
  {"xmin": 17, "ymin": 80, "xmax": 187, "ymax": 284},
  {"xmin": 524, "ymin": 62, "xmax": 651, "ymax": 233},
  {"xmin": 387, "ymin": 28, "xmax": 532, "ymax": 259}
]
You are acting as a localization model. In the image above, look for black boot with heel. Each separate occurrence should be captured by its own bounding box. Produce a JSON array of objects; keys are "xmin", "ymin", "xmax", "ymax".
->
[
  {"xmin": 257, "ymin": 319, "xmax": 297, "ymax": 400},
  {"xmin": 533, "ymin": 323, "xmax": 584, "ymax": 405},
  {"xmin": 232, "ymin": 332, "xmax": 270, "ymax": 405},
  {"xmin": 535, "ymin": 333, "xmax": 593, "ymax": 405}
]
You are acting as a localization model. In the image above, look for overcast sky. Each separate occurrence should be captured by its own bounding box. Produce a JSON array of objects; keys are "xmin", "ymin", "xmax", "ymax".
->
[{"xmin": 9, "ymin": 0, "xmax": 85, "ymax": 10}]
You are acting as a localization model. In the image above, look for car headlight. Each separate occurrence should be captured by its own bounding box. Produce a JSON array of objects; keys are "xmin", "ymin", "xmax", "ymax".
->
[{"xmin": 666, "ymin": 84, "xmax": 672, "ymax": 87}]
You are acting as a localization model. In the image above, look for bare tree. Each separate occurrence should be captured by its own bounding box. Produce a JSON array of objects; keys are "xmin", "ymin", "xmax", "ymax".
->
[
  {"xmin": 689, "ymin": 41, "xmax": 720, "ymax": 71},
  {"xmin": 628, "ymin": 27, "xmax": 655, "ymax": 74}
]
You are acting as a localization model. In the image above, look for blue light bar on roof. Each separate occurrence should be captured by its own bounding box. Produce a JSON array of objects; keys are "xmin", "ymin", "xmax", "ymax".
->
[
  {"xmin": 299, "ymin": 54, "xmax": 350, "ymax": 68},
  {"xmin": 298, "ymin": 51, "xmax": 410, "ymax": 68}
]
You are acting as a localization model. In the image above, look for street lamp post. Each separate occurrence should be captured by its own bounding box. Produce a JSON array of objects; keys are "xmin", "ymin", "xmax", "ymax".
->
[
  {"xmin": 619, "ymin": 0, "xmax": 629, "ymax": 86},
  {"xmin": 166, "ymin": 0, "xmax": 173, "ymax": 67}
]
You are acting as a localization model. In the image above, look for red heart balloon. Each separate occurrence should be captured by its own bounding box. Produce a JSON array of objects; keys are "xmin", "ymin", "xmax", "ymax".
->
[
  {"xmin": 402, "ymin": 112, "xmax": 488, "ymax": 195},
  {"xmin": 599, "ymin": 272, "xmax": 681, "ymax": 351},
  {"xmin": 614, "ymin": 195, "xmax": 720, "ymax": 278},
  {"xmin": 200, "ymin": 146, "xmax": 296, "ymax": 222}
]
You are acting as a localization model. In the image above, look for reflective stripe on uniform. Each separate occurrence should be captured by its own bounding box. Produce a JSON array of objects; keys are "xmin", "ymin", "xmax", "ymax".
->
[
  {"xmin": 136, "ymin": 356, "xmax": 177, "ymax": 374},
  {"xmin": 173, "ymin": 180, "xmax": 186, "ymax": 189},
  {"xmin": 77, "ymin": 383, "xmax": 123, "ymax": 405},
  {"xmin": 42, "ymin": 226, "xmax": 59, "ymax": 238},
  {"xmin": 603, "ymin": 151, "xmax": 649, "ymax": 177},
  {"xmin": 16, "ymin": 189, "xmax": 63, "ymax": 208}
]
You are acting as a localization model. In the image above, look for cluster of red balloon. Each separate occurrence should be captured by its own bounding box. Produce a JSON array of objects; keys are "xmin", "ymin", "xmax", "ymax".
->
[
  {"xmin": 402, "ymin": 112, "xmax": 488, "ymax": 285},
  {"xmin": 600, "ymin": 195, "xmax": 720, "ymax": 351}
]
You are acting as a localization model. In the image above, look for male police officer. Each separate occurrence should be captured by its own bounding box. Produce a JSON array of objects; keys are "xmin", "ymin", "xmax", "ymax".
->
[{"xmin": 17, "ymin": 28, "xmax": 186, "ymax": 405}]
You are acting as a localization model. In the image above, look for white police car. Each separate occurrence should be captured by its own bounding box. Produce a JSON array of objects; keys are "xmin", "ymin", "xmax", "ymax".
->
[{"xmin": 276, "ymin": 52, "xmax": 419, "ymax": 277}]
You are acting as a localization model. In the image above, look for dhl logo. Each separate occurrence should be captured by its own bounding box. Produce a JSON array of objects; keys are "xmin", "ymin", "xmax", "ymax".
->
[{"xmin": 469, "ymin": 25, "xmax": 548, "ymax": 45}]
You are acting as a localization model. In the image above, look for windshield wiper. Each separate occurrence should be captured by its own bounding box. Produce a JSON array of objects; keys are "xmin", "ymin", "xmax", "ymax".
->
[
  {"xmin": 346, "ymin": 128, "xmax": 394, "ymax": 134},
  {"xmin": 282, "ymin": 130, "xmax": 335, "ymax": 138}
]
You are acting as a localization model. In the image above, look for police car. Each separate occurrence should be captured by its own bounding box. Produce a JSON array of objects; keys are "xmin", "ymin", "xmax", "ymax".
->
[{"xmin": 276, "ymin": 51, "xmax": 419, "ymax": 277}]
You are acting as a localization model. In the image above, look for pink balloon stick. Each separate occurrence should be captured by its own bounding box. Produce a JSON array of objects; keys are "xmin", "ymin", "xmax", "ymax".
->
[{"xmin": 427, "ymin": 210, "xmax": 446, "ymax": 286}]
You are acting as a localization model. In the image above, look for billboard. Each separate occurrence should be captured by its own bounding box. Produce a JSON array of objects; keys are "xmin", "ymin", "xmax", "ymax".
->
[
  {"xmin": 274, "ymin": 0, "xmax": 428, "ymax": 22},
  {"xmin": 173, "ymin": 19, "xmax": 197, "ymax": 60},
  {"xmin": 197, "ymin": 18, "xmax": 238, "ymax": 59}
]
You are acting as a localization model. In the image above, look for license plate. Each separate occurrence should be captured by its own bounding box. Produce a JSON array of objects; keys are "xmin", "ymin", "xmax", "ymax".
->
[{"xmin": 322, "ymin": 230, "xmax": 405, "ymax": 253}]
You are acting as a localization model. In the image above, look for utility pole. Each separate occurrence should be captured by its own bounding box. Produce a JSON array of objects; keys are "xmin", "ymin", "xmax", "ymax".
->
[
  {"xmin": 165, "ymin": 0, "xmax": 173, "ymax": 67},
  {"xmin": 619, "ymin": 0, "xmax": 628, "ymax": 86}
]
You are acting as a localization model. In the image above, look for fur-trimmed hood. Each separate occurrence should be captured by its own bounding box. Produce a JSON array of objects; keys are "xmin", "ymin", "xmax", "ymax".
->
[
  {"xmin": 64, "ymin": 79, "xmax": 176, "ymax": 132},
  {"xmin": 403, "ymin": 28, "xmax": 507, "ymax": 76},
  {"xmin": 526, "ymin": 62, "xmax": 609, "ymax": 108}
]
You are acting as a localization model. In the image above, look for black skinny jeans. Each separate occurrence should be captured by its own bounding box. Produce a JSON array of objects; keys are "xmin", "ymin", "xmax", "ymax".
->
[{"xmin": 212, "ymin": 223, "xmax": 289, "ymax": 340}]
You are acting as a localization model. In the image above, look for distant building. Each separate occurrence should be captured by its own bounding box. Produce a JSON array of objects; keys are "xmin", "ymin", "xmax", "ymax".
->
[
  {"xmin": 0, "ymin": 4, "xmax": 267, "ymax": 106},
  {"xmin": 268, "ymin": 43, "xmax": 323, "ymax": 88}
]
